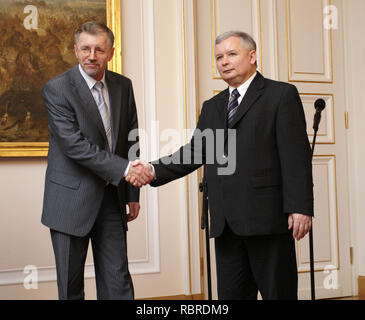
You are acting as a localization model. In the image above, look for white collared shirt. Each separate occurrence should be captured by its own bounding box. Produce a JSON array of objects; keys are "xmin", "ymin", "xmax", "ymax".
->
[
  {"xmin": 78, "ymin": 64, "xmax": 133, "ymax": 178},
  {"xmin": 228, "ymin": 71, "xmax": 257, "ymax": 105},
  {"xmin": 78, "ymin": 64, "xmax": 111, "ymax": 110},
  {"xmin": 78, "ymin": 65, "xmax": 134, "ymax": 178}
]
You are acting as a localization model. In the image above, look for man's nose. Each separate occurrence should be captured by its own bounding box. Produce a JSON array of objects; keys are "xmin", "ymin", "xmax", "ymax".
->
[
  {"xmin": 89, "ymin": 50, "xmax": 96, "ymax": 60},
  {"xmin": 221, "ymin": 56, "xmax": 229, "ymax": 65}
]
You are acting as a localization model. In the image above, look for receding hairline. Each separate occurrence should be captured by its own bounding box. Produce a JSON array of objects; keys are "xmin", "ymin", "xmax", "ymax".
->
[
  {"xmin": 74, "ymin": 21, "xmax": 114, "ymax": 47},
  {"xmin": 215, "ymin": 31, "xmax": 257, "ymax": 51}
]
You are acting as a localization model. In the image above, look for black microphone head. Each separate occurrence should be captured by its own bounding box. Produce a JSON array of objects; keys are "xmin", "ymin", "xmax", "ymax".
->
[{"xmin": 314, "ymin": 98, "xmax": 326, "ymax": 111}]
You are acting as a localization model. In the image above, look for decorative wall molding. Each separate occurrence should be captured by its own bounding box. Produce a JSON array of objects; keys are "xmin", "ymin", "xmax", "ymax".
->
[
  {"xmin": 133, "ymin": 0, "xmax": 160, "ymax": 275},
  {"xmin": 177, "ymin": 0, "xmax": 201, "ymax": 295},
  {"xmin": 286, "ymin": 0, "xmax": 333, "ymax": 83},
  {"xmin": 297, "ymin": 155, "xmax": 339, "ymax": 273},
  {"xmin": 300, "ymin": 93, "xmax": 335, "ymax": 144}
]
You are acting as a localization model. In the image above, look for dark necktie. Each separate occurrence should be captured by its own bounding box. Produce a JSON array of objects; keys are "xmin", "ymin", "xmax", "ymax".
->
[{"xmin": 227, "ymin": 88, "xmax": 240, "ymax": 128}]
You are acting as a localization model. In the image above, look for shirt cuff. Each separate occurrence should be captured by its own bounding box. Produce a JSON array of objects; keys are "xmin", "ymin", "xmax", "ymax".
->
[
  {"xmin": 150, "ymin": 164, "xmax": 156, "ymax": 179},
  {"xmin": 123, "ymin": 161, "xmax": 131, "ymax": 177}
]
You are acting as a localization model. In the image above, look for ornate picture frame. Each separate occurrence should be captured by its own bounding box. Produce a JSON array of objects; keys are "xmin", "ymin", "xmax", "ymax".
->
[{"xmin": 0, "ymin": 0, "xmax": 121, "ymax": 157}]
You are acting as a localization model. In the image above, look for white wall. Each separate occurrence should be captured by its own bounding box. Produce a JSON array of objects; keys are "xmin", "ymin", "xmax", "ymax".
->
[{"xmin": 344, "ymin": 0, "xmax": 365, "ymax": 289}]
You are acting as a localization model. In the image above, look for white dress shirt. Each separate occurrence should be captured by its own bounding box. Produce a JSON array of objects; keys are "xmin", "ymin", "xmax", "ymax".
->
[
  {"xmin": 78, "ymin": 64, "xmax": 111, "ymax": 109},
  {"xmin": 228, "ymin": 71, "xmax": 257, "ymax": 105},
  {"xmin": 78, "ymin": 64, "xmax": 130, "ymax": 177}
]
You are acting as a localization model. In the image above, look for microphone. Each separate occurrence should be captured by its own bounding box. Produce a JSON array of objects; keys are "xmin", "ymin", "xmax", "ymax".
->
[{"xmin": 313, "ymin": 98, "xmax": 326, "ymax": 131}]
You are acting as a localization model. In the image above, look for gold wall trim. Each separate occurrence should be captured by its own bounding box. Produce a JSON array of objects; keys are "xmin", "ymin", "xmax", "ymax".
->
[
  {"xmin": 257, "ymin": 0, "xmax": 263, "ymax": 73},
  {"xmin": 182, "ymin": 0, "xmax": 193, "ymax": 296},
  {"xmin": 285, "ymin": 0, "xmax": 334, "ymax": 83},
  {"xmin": 107, "ymin": 0, "xmax": 122, "ymax": 74},
  {"xmin": 210, "ymin": 0, "xmax": 218, "ymax": 79},
  {"xmin": 358, "ymin": 276, "xmax": 365, "ymax": 298},
  {"xmin": 193, "ymin": 0, "xmax": 200, "ymax": 122},
  {"xmin": 193, "ymin": 0, "xmax": 205, "ymax": 297},
  {"xmin": 345, "ymin": 111, "xmax": 349, "ymax": 129}
]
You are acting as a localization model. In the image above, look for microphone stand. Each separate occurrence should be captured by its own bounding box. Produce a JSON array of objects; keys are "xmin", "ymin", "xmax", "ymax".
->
[
  {"xmin": 199, "ymin": 165, "xmax": 212, "ymax": 300},
  {"xmin": 309, "ymin": 144, "xmax": 316, "ymax": 300},
  {"xmin": 309, "ymin": 109, "xmax": 322, "ymax": 300}
]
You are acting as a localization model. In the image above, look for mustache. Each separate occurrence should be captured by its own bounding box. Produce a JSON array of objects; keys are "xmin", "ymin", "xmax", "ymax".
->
[{"xmin": 84, "ymin": 62, "xmax": 100, "ymax": 66}]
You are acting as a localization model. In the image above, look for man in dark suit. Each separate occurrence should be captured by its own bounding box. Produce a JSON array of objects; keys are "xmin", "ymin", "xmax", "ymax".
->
[
  {"xmin": 127, "ymin": 31, "xmax": 313, "ymax": 300},
  {"xmin": 42, "ymin": 22, "xmax": 152, "ymax": 300}
]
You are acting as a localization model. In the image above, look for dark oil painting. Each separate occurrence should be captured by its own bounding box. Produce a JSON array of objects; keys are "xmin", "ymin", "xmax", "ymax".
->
[{"xmin": 0, "ymin": 0, "xmax": 106, "ymax": 145}]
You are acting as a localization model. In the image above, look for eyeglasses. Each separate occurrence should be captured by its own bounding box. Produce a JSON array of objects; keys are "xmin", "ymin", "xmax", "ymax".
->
[{"xmin": 78, "ymin": 47, "xmax": 107, "ymax": 56}]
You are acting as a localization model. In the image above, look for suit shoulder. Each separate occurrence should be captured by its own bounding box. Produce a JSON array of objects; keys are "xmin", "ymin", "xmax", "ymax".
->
[
  {"xmin": 211, "ymin": 89, "xmax": 227, "ymax": 100},
  {"xmin": 203, "ymin": 89, "xmax": 228, "ymax": 106},
  {"xmin": 106, "ymin": 70, "xmax": 132, "ymax": 86},
  {"xmin": 42, "ymin": 68, "xmax": 73, "ymax": 92},
  {"xmin": 264, "ymin": 77, "xmax": 298, "ymax": 93},
  {"xmin": 198, "ymin": 90, "xmax": 227, "ymax": 115}
]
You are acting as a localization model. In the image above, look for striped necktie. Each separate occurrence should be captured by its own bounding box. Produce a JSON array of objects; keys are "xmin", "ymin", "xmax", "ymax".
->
[
  {"xmin": 93, "ymin": 81, "xmax": 112, "ymax": 150},
  {"xmin": 227, "ymin": 88, "xmax": 240, "ymax": 128}
]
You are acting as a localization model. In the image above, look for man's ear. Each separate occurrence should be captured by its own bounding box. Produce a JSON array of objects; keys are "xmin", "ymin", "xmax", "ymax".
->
[
  {"xmin": 108, "ymin": 47, "xmax": 115, "ymax": 62},
  {"xmin": 249, "ymin": 50, "xmax": 257, "ymax": 65},
  {"xmin": 74, "ymin": 44, "xmax": 78, "ymax": 59}
]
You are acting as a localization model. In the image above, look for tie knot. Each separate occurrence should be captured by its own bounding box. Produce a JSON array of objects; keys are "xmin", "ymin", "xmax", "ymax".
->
[
  {"xmin": 231, "ymin": 88, "xmax": 240, "ymax": 99},
  {"xmin": 94, "ymin": 81, "xmax": 104, "ymax": 91}
]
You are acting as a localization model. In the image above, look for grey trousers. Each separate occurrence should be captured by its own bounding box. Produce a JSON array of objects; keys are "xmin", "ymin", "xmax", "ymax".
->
[{"xmin": 50, "ymin": 185, "xmax": 134, "ymax": 300}]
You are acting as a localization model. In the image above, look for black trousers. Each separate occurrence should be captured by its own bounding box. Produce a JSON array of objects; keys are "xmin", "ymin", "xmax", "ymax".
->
[
  {"xmin": 50, "ymin": 185, "xmax": 134, "ymax": 300},
  {"xmin": 215, "ymin": 222, "xmax": 298, "ymax": 300}
]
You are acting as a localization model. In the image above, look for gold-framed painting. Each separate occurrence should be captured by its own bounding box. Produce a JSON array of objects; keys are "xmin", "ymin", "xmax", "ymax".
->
[{"xmin": 0, "ymin": 0, "xmax": 121, "ymax": 157}]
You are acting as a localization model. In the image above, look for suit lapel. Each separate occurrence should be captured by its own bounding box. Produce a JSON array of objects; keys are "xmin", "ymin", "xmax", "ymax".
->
[
  {"xmin": 105, "ymin": 71, "xmax": 121, "ymax": 153},
  {"xmin": 228, "ymin": 72, "xmax": 265, "ymax": 129},
  {"xmin": 70, "ymin": 65, "xmax": 107, "ymax": 141},
  {"xmin": 215, "ymin": 89, "xmax": 229, "ymax": 131}
]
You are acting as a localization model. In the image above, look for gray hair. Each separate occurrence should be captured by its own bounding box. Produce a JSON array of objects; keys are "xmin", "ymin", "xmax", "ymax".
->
[
  {"xmin": 75, "ymin": 21, "xmax": 114, "ymax": 47},
  {"xmin": 215, "ymin": 31, "xmax": 257, "ymax": 51}
]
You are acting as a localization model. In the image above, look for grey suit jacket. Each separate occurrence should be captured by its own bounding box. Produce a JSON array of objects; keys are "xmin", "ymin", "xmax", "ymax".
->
[{"xmin": 41, "ymin": 64, "xmax": 139, "ymax": 237}]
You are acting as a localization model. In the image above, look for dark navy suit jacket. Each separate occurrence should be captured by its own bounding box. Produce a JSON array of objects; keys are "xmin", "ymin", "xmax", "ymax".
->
[{"xmin": 151, "ymin": 72, "xmax": 313, "ymax": 238}]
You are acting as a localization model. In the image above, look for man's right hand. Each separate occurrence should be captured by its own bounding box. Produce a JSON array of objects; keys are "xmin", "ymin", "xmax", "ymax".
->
[{"xmin": 125, "ymin": 160, "xmax": 154, "ymax": 187}]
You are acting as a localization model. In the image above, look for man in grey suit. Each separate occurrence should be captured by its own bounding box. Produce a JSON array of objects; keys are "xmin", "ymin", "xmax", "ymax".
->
[{"xmin": 41, "ymin": 21, "xmax": 152, "ymax": 300}]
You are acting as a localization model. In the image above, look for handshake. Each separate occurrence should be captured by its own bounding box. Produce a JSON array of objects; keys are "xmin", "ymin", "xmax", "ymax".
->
[{"xmin": 125, "ymin": 160, "xmax": 155, "ymax": 187}]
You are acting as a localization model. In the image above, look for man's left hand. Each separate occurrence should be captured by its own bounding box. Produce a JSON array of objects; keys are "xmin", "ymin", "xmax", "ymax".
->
[
  {"xmin": 288, "ymin": 213, "xmax": 312, "ymax": 241},
  {"xmin": 127, "ymin": 202, "xmax": 140, "ymax": 222}
]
